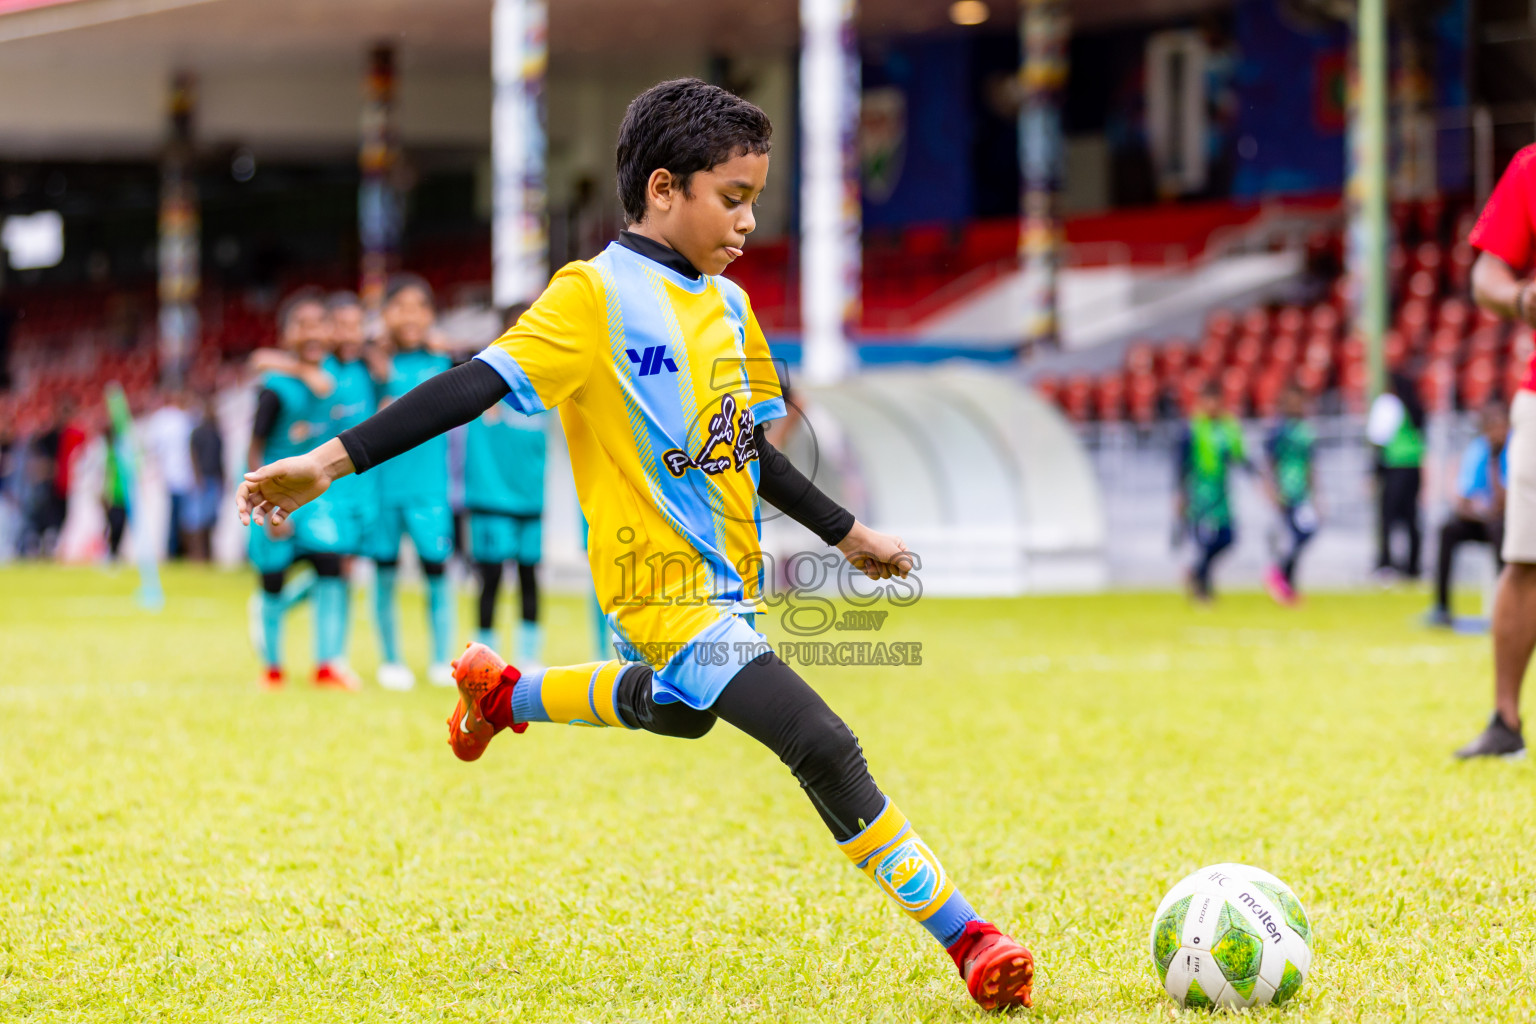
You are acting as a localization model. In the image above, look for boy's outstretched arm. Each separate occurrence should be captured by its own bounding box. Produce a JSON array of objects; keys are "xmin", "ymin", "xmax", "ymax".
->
[
  {"xmin": 238, "ymin": 359, "xmax": 510, "ymax": 526},
  {"xmin": 753, "ymin": 425, "xmax": 912, "ymax": 580}
]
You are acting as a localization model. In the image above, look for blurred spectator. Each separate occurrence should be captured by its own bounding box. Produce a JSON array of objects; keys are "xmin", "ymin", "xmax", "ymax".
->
[
  {"xmin": 102, "ymin": 421, "xmax": 130, "ymax": 562},
  {"xmin": 1427, "ymin": 402, "xmax": 1509, "ymax": 626},
  {"xmin": 22, "ymin": 398, "xmax": 80, "ymax": 556},
  {"xmin": 1175, "ymin": 382, "xmax": 1252, "ymax": 602},
  {"xmin": 0, "ymin": 418, "xmax": 20, "ymax": 557},
  {"xmin": 143, "ymin": 391, "xmax": 196, "ymax": 559},
  {"xmin": 186, "ymin": 395, "xmax": 225, "ymax": 562},
  {"xmin": 1367, "ymin": 371, "xmax": 1427, "ymax": 580}
]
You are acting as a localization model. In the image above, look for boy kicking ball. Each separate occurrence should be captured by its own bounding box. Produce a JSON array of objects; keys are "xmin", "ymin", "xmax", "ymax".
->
[{"xmin": 237, "ymin": 78, "xmax": 1034, "ymax": 1011}]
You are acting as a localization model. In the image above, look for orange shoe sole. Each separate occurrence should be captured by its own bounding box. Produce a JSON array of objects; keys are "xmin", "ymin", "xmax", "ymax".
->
[
  {"xmin": 971, "ymin": 946, "xmax": 1034, "ymax": 1011},
  {"xmin": 446, "ymin": 642, "xmax": 514, "ymax": 762}
]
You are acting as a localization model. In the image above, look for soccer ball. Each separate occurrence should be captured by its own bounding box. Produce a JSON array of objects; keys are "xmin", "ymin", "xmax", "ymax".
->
[{"xmin": 1149, "ymin": 863, "xmax": 1313, "ymax": 1009}]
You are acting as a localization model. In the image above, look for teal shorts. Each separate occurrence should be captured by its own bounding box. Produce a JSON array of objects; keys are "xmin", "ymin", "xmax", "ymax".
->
[
  {"xmin": 469, "ymin": 512, "xmax": 542, "ymax": 565},
  {"xmin": 247, "ymin": 517, "xmax": 298, "ymax": 574},
  {"xmin": 292, "ymin": 492, "xmax": 364, "ymax": 556},
  {"xmin": 247, "ymin": 498, "xmax": 358, "ymax": 570},
  {"xmin": 367, "ymin": 502, "xmax": 454, "ymax": 564}
]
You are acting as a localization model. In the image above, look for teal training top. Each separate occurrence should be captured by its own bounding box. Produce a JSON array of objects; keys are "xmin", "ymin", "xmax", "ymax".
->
[
  {"xmin": 322, "ymin": 355, "xmax": 379, "ymax": 512},
  {"xmin": 464, "ymin": 404, "xmax": 549, "ymax": 516},
  {"xmin": 375, "ymin": 348, "xmax": 451, "ymax": 508},
  {"xmin": 254, "ymin": 373, "xmax": 324, "ymax": 468}
]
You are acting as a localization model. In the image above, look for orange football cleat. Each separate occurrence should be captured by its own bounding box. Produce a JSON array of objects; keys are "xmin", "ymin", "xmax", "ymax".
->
[
  {"xmin": 446, "ymin": 642, "xmax": 524, "ymax": 762},
  {"xmin": 948, "ymin": 921, "xmax": 1035, "ymax": 1011},
  {"xmin": 258, "ymin": 667, "xmax": 285, "ymax": 691}
]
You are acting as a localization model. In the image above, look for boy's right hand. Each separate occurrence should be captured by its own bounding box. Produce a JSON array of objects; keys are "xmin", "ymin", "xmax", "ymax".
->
[{"xmin": 237, "ymin": 452, "xmax": 331, "ymax": 526}]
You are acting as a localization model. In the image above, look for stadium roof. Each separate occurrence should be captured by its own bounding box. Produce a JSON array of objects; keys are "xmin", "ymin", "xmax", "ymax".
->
[
  {"xmin": 1, "ymin": 0, "xmax": 1225, "ymax": 61},
  {"xmin": 0, "ymin": 0, "xmax": 1224, "ymax": 157}
]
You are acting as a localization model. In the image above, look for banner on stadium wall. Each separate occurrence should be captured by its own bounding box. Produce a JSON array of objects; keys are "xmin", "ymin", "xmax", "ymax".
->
[
  {"xmin": 861, "ymin": 36, "xmax": 973, "ymax": 228},
  {"xmin": 1231, "ymin": 0, "xmax": 1349, "ymax": 198}
]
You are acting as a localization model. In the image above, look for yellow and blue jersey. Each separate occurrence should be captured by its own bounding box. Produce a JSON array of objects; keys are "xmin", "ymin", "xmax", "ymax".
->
[
  {"xmin": 377, "ymin": 348, "xmax": 451, "ymax": 509},
  {"xmin": 475, "ymin": 241, "xmax": 786, "ymax": 707}
]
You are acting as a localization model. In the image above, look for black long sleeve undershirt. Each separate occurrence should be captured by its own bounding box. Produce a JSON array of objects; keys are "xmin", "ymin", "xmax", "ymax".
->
[
  {"xmin": 336, "ymin": 357, "xmax": 854, "ymax": 546},
  {"xmin": 754, "ymin": 425, "xmax": 854, "ymax": 546}
]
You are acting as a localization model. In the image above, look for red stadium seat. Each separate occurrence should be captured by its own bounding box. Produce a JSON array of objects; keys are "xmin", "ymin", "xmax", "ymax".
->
[
  {"xmin": 1158, "ymin": 340, "xmax": 1191, "ymax": 379},
  {"xmin": 1269, "ymin": 333, "xmax": 1299, "ymax": 369},
  {"xmin": 1096, "ymin": 373, "xmax": 1126, "ymax": 421},
  {"xmin": 1428, "ymin": 327, "xmax": 1460, "ymax": 362},
  {"xmin": 1126, "ymin": 342, "xmax": 1154, "ymax": 376},
  {"xmin": 1127, "ymin": 372, "xmax": 1158, "ymax": 425},
  {"xmin": 1406, "ymin": 269, "xmax": 1439, "ymax": 302},
  {"xmin": 1062, "ymin": 375, "xmax": 1094, "ymax": 422},
  {"xmin": 1459, "ymin": 358, "xmax": 1495, "ymax": 410},
  {"xmin": 1276, "ymin": 305, "xmax": 1306, "ymax": 336},
  {"xmin": 1219, "ymin": 366, "xmax": 1249, "ymax": 415}
]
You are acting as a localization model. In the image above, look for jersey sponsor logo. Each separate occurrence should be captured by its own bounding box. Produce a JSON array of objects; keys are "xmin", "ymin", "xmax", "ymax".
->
[
  {"xmin": 661, "ymin": 394, "xmax": 758, "ymax": 478},
  {"xmin": 627, "ymin": 345, "xmax": 679, "ymax": 377},
  {"xmin": 873, "ymin": 836, "xmax": 945, "ymax": 911}
]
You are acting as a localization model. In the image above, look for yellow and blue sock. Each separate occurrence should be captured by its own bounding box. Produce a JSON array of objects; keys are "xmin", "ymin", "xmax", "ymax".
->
[
  {"xmin": 508, "ymin": 661, "xmax": 632, "ymax": 729},
  {"xmin": 839, "ymin": 798, "xmax": 980, "ymax": 947}
]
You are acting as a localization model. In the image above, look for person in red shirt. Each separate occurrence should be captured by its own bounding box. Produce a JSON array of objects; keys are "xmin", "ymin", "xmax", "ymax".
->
[{"xmin": 1457, "ymin": 145, "xmax": 1536, "ymax": 758}]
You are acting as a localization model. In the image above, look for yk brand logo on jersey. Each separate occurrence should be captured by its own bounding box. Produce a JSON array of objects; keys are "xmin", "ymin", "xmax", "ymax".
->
[{"xmin": 627, "ymin": 345, "xmax": 678, "ymax": 377}]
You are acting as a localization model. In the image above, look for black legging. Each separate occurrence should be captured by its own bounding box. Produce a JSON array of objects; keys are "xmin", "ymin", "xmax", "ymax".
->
[
  {"xmin": 260, "ymin": 551, "xmax": 343, "ymax": 595},
  {"xmin": 1378, "ymin": 466, "xmax": 1423, "ymax": 577},
  {"xmin": 477, "ymin": 561, "xmax": 539, "ymax": 629},
  {"xmin": 1434, "ymin": 515, "xmax": 1504, "ymax": 613},
  {"xmin": 105, "ymin": 505, "xmax": 127, "ymax": 557},
  {"xmin": 611, "ymin": 652, "xmax": 886, "ymax": 842}
]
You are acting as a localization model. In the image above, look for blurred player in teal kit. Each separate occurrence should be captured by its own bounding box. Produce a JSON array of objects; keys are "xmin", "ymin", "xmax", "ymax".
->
[
  {"xmin": 317, "ymin": 291, "xmax": 380, "ymax": 664},
  {"xmin": 463, "ymin": 303, "xmax": 549, "ymax": 667},
  {"xmin": 1175, "ymin": 382, "xmax": 1253, "ymax": 602},
  {"xmin": 465, "ymin": 390, "xmax": 549, "ymax": 669},
  {"xmin": 247, "ymin": 288, "xmax": 361, "ymax": 691},
  {"xmin": 371, "ymin": 274, "xmax": 457, "ymax": 690},
  {"xmin": 1263, "ymin": 385, "xmax": 1319, "ymax": 606}
]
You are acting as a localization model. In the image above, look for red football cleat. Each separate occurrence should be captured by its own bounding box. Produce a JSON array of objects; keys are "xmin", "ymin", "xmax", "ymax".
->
[
  {"xmin": 446, "ymin": 642, "xmax": 525, "ymax": 762},
  {"xmin": 258, "ymin": 667, "xmax": 285, "ymax": 691},
  {"xmin": 313, "ymin": 662, "xmax": 362, "ymax": 692},
  {"xmin": 948, "ymin": 921, "xmax": 1035, "ymax": 1011}
]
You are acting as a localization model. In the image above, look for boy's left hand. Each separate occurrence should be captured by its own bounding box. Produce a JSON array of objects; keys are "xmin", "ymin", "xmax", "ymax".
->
[{"xmin": 836, "ymin": 521, "xmax": 913, "ymax": 580}]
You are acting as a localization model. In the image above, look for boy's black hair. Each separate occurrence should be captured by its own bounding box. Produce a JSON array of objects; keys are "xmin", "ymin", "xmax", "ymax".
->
[
  {"xmin": 327, "ymin": 289, "xmax": 362, "ymax": 312},
  {"xmin": 615, "ymin": 78, "xmax": 772, "ymax": 224},
  {"xmin": 384, "ymin": 272, "xmax": 435, "ymax": 307},
  {"xmin": 277, "ymin": 286, "xmax": 327, "ymax": 331}
]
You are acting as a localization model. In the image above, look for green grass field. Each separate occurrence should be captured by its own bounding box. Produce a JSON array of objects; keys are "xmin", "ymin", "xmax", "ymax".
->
[{"xmin": 2, "ymin": 565, "xmax": 1533, "ymax": 1022}]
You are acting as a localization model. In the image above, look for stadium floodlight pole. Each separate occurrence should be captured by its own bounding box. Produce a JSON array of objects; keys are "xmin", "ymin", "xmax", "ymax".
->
[
  {"xmin": 157, "ymin": 71, "xmax": 198, "ymax": 389},
  {"xmin": 799, "ymin": 0, "xmax": 859, "ymax": 386},
  {"xmin": 492, "ymin": 0, "xmax": 548, "ymax": 309},
  {"xmin": 359, "ymin": 43, "xmax": 402, "ymax": 314},
  {"xmin": 1356, "ymin": 0, "xmax": 1389, "ymax": 399},
  {"xmin": 1018, "ymin": 0, "xmax": 1068, "ymax": 358}
]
